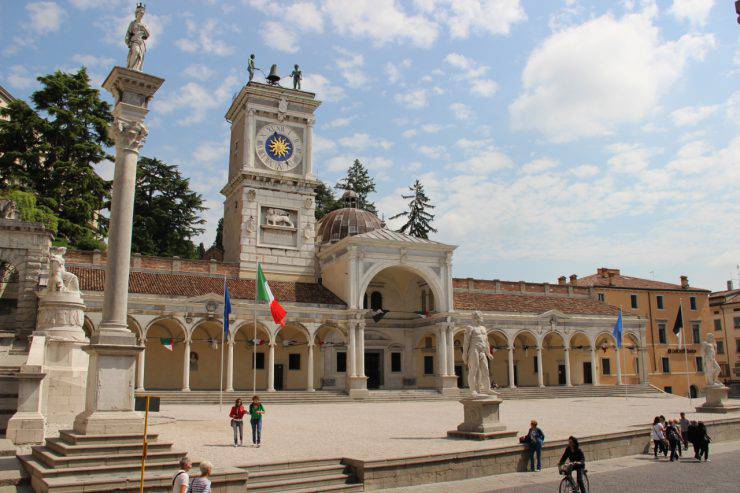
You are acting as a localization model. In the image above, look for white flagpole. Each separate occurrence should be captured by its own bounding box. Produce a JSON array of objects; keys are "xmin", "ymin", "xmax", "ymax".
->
[
  {"xmin": 679, "ymin": 299, "xmax": 691, "ymax": 404},
  {"xmin": 619, "ymin": 306, "xmax": 627, "ymax": 400},
  {"xmin": 253, "ymin": 264, "xmax": 258, "ymax": 397},
  {"xmin": 219, "ymin": 276, "xmax": 226, "ymax": 413}
]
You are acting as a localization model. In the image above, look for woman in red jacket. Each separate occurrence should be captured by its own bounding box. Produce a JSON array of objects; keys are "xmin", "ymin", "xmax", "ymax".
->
[{"xmin": 229, "ymin": 398, "xmax": 247, "ymax": 447}]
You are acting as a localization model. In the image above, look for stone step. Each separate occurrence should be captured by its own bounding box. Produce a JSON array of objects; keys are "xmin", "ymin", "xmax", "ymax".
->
[
  {"xmin": 58, "ymin": 429, "xmax": 159, "ymax": 446},
  {"xmin": 247, "ymin": 473, "xmax": 354, "ymax": 493},
  {"xmin": 248, "ymin": 464, "xmax": 347, "ymax": 484},
  {"xmin": 45, "ymin": 437, "xmax": 172, "ymax": 457},
  {"xmin": 19, "ymin": 455, "xmax": 181, "ymax": 479},
  {"xmin": 243, "ymin": 458, "xmax": 346, "ymax": 474},
  {"xmin": 277, "ymin": 484, "xmax": 363, "ymax": 493},
  {"xmin": 31, "ymin": 446, "xmax": 185, "ymax": 470}
]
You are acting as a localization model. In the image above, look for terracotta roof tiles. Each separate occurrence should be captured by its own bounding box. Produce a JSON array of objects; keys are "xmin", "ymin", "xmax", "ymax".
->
[
  {"xmin": 577, "ymin": 273, "xmax": 709, "ymax": 292},
  {"xmin": 453, "ymin": 291, "xmax": 619, "ymax": 316}
]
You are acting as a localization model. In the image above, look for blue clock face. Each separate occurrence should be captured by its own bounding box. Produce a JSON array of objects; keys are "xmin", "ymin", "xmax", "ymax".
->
[{"xmin": 265, "ymin": 132, "xmax": 293, "ymax": 162}]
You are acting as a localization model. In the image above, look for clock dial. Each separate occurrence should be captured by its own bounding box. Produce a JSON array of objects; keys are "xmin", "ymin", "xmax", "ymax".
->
[{"xmin": 255, "ymin": 123, "xmax": 303, "ymax": 172}]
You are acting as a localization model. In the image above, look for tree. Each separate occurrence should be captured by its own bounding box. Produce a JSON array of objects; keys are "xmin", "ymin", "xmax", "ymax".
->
[
  {"xmin": 0, "ymin": 190, "xmax": 59, "ymax": 234},
  {"xmin": 390, "ymin": 180, "xmax": 438, "ymax": 239},
  {"xmin": 335, "ymin": 158, "xmax": 377, "ymax": 214},
  {"xmin": 197, "ymin": 243, "xmax": 206, "ymax": 259},
  {"xmin": 212, "ymin": 217, "xmax": 224, "ymax": 252},
  {"xmin": 131, "ymin": 157, "xmax": 206, "ymax": 258},
  {"xmin": 0, "ymin": 68, "xmax": 112, "ymax": 250},
  {"xmin": 314, "ymin": 180, "xmax": 340, "ymax": 219}
]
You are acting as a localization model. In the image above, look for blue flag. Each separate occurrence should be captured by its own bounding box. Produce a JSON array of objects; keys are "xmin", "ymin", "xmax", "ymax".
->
[
  {"xmin": 224, "ymin": 284, "xmax": 232, "ymax": 339},
  {"xmin": 612, "ymin": 308, "xmax": 623, "ymax": 349}
]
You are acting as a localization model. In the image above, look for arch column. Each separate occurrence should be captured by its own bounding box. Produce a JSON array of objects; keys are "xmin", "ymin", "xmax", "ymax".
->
[
  {"xmin": 357, "ymin": 322, "xmax": 366, "ymax": 378},
  {"xmin": 347, "ymin": 319, "xmax": 368, "ymax": 398},
  {"xmin": 445, "ymin": 326, "xmax": 454, "ymax": 377},
  {"xmin": 590, "ymin": 345, "xmax": 599, "ymax": 385},
  {"xmin": 182, "ymin": 339, "xmax": 191, "ymax": 391},
  {"xmin": 508, "ymin": 346, "xmax": 516, "ymax": 389},
  {"xmin": 225, "ymin": 340, "xmax": 234, "ymax": 392},
  {"xmin": 306, "ymin": 343, "xmax": 315, "ymax": 392},
  {"xmin": 564, "ymin": 347, "xmax": 572, "ymax": 387},
  {"xmin": 536, "ymin": 345, "xmax": 544, "ymax": 387},
  {"xmin": 436, "ymin": 325, "xmax": 448, "ymax": 377},
  {"xmin": 639, "ymin": 347, "xmax": 649, "ymax": 384},
  {"xmin": 136, "ymin": 349, "xmax": 145, "ymax": 391},
  {"xmin": 267, "ymin": 342, "xmax": 275, "ymax": 392},
  {"xmin": 436, "ymin": 323, "xmax": 458, "ymax": 395},
  {"xmin": 347, "ymin": 323, "xmax": 357, "ymax": 378}
]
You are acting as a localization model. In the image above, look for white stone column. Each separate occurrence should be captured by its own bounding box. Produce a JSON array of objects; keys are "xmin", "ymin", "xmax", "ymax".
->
[
  {"xmin": 437, "ymin": 326, "xmax": 448, "ymax": 377},
  {"xmin": 639, "ymin": 347, "xmax": 649, "ymax": 384},
  {"xmin": 245, "ymin": 108, "xmax": 256, "ymax": 169},
  {"xmin": 182, "ymin": 340, "xmax": 191, "ymax": 391},
  {"xmin": 73, "ymin": 67, "xmax": 163, "ymax": 435},
  {"xmin": 267, "ymin": 343, "xmax": 276, "ymax": 391},
  {"xmin": 347, "ymin": 324, "xmax": 357, "ymax": 378},
  {"xmin": 307, "ymin": 343, "xmax": 315, "ymax": 392},
  {"xmin": 226, "ymin": 341, "xmax": 234, "ymax": 392},
  {"xmin": 357, "ymin": 322, "xmax": 366, "ymax": 378},
  {"xmin": 615, "ymin": 347, "xmax": 623, "ymax": 385},
  {"xmin": 590, "ymin": 346, "xmax": 599, "ymax": 385},
  {"xmin": 136, "ymin": 349, "xmax": 145, "ymax": 391},
  {"xmin": 536, "ymin": 345, "xmax": 544, "ymax": 387},
  {"xmin": 564, "ymin": 347, "xmax": 572, "ymax": 386},
  {"xmin": 305, "ymin": 117, "xmax": 314, "ymax": 177},
  {"xmin": 508, "ymin": 346, "xmax": 516, "ymax": 388},
  {"xmin": 446, "ymin": 326, "xmax": 455, "ymax": 377}
]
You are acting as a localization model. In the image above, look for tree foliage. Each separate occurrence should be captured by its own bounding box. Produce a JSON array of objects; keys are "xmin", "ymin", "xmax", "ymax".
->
[
  {"xmin": 335, "ymin": 158, "xmax": 377, "ymax": 214},
  {"xmin": 212, "ymin": 217, "xmax": 224, "ymax": 252},
  {"xmin": 314, "ymin": 180, "xmax": 341, "ymax": 220},
  {"xmin": 390, "ymin": 180, "xmax": 437, "ymax": 239},
  {"xmin": 0, "ymin": 190, "xmax": 59, "ymax": 234},
  {"xmin": 0, "ymin": 68, "xmax": 111, "ymax": 250},
  {"xmin": 132, "ymin": 157, "xmax": 206, "ymax": 258}
]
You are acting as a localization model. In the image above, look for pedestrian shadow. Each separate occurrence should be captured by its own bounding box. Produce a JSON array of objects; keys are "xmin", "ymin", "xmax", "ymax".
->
[{"xmin": 203, "ymin": 443, "xmax": 245, "ymax": 448}]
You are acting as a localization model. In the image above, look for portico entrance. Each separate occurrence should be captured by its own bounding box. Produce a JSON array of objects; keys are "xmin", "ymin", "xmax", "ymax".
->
[{"xmin": 365, "ymin": 350, "xmax": 383, "ymax": 389}]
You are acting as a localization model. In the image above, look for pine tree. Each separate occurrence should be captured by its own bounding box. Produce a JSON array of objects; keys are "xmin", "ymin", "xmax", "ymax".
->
[
  {"xmin": 335, "ymin": 158, "xmax": 377, "ymax": 214},
  {"xmin": 390, "ymin": 180, "xmax": 438, "ymax": 239},
  {"xmin": 212, "ymin": 217, "xmax": 224, "ymax": 251},
  {"xmin": 314, "ymin": 181, "xmax": 340, "ymax": 219},
  {"xmin": 131, "ymin": 157, "xmax": 206, "ymax": 258},
  {"xmin": 0, "ymin": 68, "xmax": 112, "ymax": 249}
]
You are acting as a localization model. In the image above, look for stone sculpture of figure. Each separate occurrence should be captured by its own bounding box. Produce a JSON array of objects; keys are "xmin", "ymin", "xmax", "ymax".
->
[
  {"xmin": 701, "ymin": 333, "xmax": 722, "ymax": 387},
  {"xmin": 0, "ymin": 199, "xmax": 21, "ymax": 220},
  {"xmin": 125, "ymin": 3, "xmax": 150, "ymax": 71},
  {"xmin": 48, "ymin": 247, "xmax": 80, "ymax": 294},
  {"xmin": 265, "ymin": 208, "xmax": 294, "ymax": 228},
  {"xmin": 462, "ymin": 310, "xmax": 494, "ymax": 395},
  {"xmin": 248, "ymin": 54, "xmax": 259, "ymax": 82},
  {"xmin": 290, "ymin": 64, "xmax": 302, "ymax": 90}
]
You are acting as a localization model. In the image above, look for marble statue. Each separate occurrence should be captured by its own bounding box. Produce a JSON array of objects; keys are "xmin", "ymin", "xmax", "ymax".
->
[
  {"xmin": 265, "ymin": 208, "xmax": 294, "ymax": 228},
  {"xmin": 0, "ymin": 199, "xmax": 21, "ymax": 220},
  {"xmin": 125, "ymin": 3, "xmax": 150, "ymax": 71},
  {"xmin": 701, "ymin": 333, "xmax": 722, "ymax": 387},
  {"xmin": 462, "ymin": 310, "xmax": 494, "ymax": 395},
  {"xmin": 47, "ymin": 247, "xmax": 79, "ymax": 294},
  {"xmin": 290, "ymin": 64, "xmax": 302, "ymax": 90}
]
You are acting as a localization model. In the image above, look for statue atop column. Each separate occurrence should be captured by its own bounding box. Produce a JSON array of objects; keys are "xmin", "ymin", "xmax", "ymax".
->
[
  {"xmin": 290, "ymin": 64, "xmax": 302, "ymax": 90},
  {"xmin": 701, "ymin": 333, "xmax": 722, "ymax": 387},
  {"xmin": 462, "ymin": 310, "xmax": 494, "ymax": 395},
  {"xmin": 47, "ymin": 247, "xmax": 80, "ymax": 294},
  {"xmin": 125, "ymin": 3, "xmax": 150, "ymax": 71},
  {"xmin": 247, "ymin": 54, "xmax": 259, "ymax": 82}
]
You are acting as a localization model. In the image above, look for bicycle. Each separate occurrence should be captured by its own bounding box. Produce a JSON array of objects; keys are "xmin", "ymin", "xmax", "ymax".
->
[{"xmin": 558, "ymin": 464, "xmax": 589, "ymax": 493}]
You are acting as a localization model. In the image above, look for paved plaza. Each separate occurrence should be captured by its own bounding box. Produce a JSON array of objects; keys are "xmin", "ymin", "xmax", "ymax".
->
[{"xmin": 125, "ymin": 394, "xmax": 739, "ymax": 467}]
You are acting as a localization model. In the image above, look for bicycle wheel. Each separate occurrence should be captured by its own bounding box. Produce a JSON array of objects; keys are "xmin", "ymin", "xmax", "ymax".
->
[
  {"xmin": 559, "ymin": 478, "xmax": 576, "ymax": 493},
  {"xmin": 583, "ymin": 472, "xmax": 590, "ymax": 493}
]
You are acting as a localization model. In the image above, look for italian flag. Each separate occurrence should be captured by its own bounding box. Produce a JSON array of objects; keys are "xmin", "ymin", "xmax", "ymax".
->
[{"xmin": 257, "ymin": 263, "xmax": 287, "ymax": 327}]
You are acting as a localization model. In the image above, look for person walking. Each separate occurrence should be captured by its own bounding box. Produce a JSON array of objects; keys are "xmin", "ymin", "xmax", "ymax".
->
[
  {"xmin": 229, "ymin": 398, "xmax": 247, "ymax": 447},
  {"xmin": 523, "ymin": 420, "xmax": 545, "ymax": 472},
  {"xmin": 249, "ymin": 395, "xmax": 265, "ymax": 447},
  {"xmin": 172, "ymin": 456, "xmax": 191, "ymax": 493},
  {"xmin": 187, "ymin": 461, "xmax": 213, "ymax": 493},
  {"xmin": 678, "ymin": 412, "xmax": 690, "ymax": 451},
  {"xmin": 665, "ymin": 420, "xmax": 680, "ymax": 462},
  {"xmin": 687, "ymin": 420, "xmax": 700, "ymax": 459},
  {"xmin": 651, "ymin": 416, "xmax": 666, "ymax": 460},
  {"xmin": 696, "ymin": 421, "xmax": 711, "ymax": 462},
  {"xmin": 558, "ymin": 436, "xmax": 587, "ymax": 493}
]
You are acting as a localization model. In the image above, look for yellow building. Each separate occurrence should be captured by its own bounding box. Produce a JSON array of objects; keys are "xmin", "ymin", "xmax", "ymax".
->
[
  {"xmin": 709, "ymin": 283, "xmax": 740, "ymax": 388},
  {"xmin": 575, "ymin": 268, "xmax": 712, "ymax": 398}
]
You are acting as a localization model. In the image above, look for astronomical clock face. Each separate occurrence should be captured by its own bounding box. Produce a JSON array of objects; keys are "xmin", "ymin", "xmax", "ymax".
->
[{"xmin": 255, "ymin": 123, "xmax": 303, "ymax": 172}]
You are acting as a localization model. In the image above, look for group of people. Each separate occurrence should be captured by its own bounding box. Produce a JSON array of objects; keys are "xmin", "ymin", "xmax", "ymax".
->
[{"xmin": 651, "ymin": 412, "xmax": 711, "ymax": 462}]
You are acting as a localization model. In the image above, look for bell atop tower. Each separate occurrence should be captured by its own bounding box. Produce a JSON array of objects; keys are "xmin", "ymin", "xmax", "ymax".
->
[{"xmin": 266, "ymin": 64, "xmax": 281, "ymax": 85}]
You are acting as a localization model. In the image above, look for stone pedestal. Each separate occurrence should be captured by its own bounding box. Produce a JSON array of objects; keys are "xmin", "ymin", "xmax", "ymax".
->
[
  {"xmin": 447, "ymin": 394, "xmax": 517, "ymax": 440},
  {"xmin": 347, "ymin": 376, "xmax": 369, "ymax": 398},
  {"xmin": 695, "ymin": 385, "xmax": 738, "ymax": 414},
  {"xmin": 438, "ymin": 375, "xmax": 459, "ymax": 396},
  {"xmin": 6, "ymin": 336, "xmax": 46, "ymax": 444}
]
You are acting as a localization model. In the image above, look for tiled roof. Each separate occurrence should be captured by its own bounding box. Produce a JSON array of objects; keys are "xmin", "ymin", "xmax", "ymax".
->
[
  {"xmin": 353, "ymin": 229, "xmax": 447, "ymax": 245},
  {"xmin": 68, "ymin": 267, "xmax": 346, "ymax": 306},
  {"xmin": 710, "ymin": 289, "xmax": 740, "ymax": 301},
  {"xmin": 577, "ymin": 273, "xmax": 708, "ymax": 292},
  {"xmin": 453, "ymin": 292, "xmax": 619, "ymax": 316}
]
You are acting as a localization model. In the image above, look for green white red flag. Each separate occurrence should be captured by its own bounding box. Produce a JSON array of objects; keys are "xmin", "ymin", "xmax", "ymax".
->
[{"xmin": 257, "ymin": 263, "xmax": 287, "ymax": 326}]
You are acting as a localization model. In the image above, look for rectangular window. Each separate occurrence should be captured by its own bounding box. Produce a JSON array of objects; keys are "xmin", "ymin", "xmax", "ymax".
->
[
  {"xmin": 662, "ymin": 357, "xmax": 670, "ymax": 373},
  {"xmin": 253, "ymin": 352, "xmax": 265, "ymax": 370},
  {"xmin": 336, "ymin": 352, "xmax": 346, "ymax": 373},
  {"xmin": 714, "ymin": 319, "xmax": 722, "ymax": 331},
  {"xmin": 601, "ymin": 358, "xmax": 611, "ymax": 375},
  {"xmin": 424, "ymin": 355, "xmax": 434, "ymax": 375},
  {"xmin": 534, "ymin": 356, "xmax": 538, "ymax": 373},
  {"xmin": 288, "ymin": 353, "xmax": 301, "ymax": 370},
  {"xmin": 695, "ymin": 356, "xmax": 703, "ymax": 372},
  {"xmin": 597, "ymin": 293, "xmax": 605, "ymax": 302},
  {"xmin": 734, "ymin": 317, "xmax": 740, "ymax": 329},
  {"xmin": 391, "ymin": 352, "xmax": 402, "ymax": 373},
  {"xmin": 717, "ymin": 340, "xmax": 724, "ymax": 354},
  {"xmin": 692, "ymin": 322, "xmax": 701, "ymax": 344},
  {"xmin": 630, "ymin": 294, "xmax": 638, "ymax": 309},
  {"xmin": 658, "ymin": 323, "xmax": 667, "ymax": 344},
  {"xmin": 664, "ymin": 386, "xmax": 673, "ymax": 394},
  {"xmin": 656, "ymin": 295, "xmax": 664, "ymax": 310},
  {"xmin": 690, "ymin": 296, "xmax": 697, "ymax": 310}
]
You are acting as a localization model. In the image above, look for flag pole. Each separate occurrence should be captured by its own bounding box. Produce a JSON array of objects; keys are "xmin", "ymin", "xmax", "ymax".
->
[
  {"xmin": 679, "ymin": 298, "xmax": 691, "ymax": 404},
  {"xmin": 219, "ymin": 275, "xmax": 225, "ymax": 413},
  {"xmin": 619, "ymin": 306, "xmax": 626, "ymax": 400},
  {"xmin": 253, "ymin": 263, "xmax": 258, "ymax": 398}
]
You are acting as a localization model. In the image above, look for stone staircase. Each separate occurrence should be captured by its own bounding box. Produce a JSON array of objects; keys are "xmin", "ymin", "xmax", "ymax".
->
[
  {"xmin": 242, "ymin": 458, "xmax": 362, "ymax": 493},
  {"xmin": 140, "ymin": 384, "xmax": 662, "ymax": 405},
  {"xmin": 18, "ymin": 430, "xmax": 247, "ymax": 492}
]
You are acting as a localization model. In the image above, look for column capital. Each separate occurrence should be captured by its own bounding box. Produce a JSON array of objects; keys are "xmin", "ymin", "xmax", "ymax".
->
[{"xmin": 112, "ymin": 117, "xmax": 148, "ymax": 152}]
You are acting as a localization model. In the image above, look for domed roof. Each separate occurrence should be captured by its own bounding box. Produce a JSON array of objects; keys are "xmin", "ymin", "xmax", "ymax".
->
[{"xmin": 316, "ymin": 191, "xmax": 383, "ymax": 244}]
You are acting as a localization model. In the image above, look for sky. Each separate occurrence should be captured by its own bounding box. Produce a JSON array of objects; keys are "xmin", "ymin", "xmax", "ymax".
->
[{"xmin": 1, "ymin": 0, "xmax": 738, "ymax": 291}]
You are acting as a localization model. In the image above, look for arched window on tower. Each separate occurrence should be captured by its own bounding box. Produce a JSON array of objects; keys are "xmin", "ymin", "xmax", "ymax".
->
[{"xmin": 370, "ymin": 291, "xmax": 383, "ymax": 311}]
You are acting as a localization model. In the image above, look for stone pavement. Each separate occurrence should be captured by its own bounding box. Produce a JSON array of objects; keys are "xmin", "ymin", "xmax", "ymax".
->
[
  {"xmin": 113, "ymin": 393, "xmax": 739, "ymax": 468},
  {"xmin": 381, "ymin": 440, "xmax": 740, "ymax": 492}
]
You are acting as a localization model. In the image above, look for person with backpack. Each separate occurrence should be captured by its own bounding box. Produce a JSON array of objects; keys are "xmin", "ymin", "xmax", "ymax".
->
[
  {"xmin": 651, "ymin": 416, "xmax": 666, "ymax": 460},
  {"xmin": 665, "ymin": 419, "xmax": 681, "ymax": 462},
  {"xmin": 172, "ymin": 456, "xmax": 191, "ymax": 493},
  {"xmin": 523, "ymin": 419, "xmax": 545, "ymax": 472}
]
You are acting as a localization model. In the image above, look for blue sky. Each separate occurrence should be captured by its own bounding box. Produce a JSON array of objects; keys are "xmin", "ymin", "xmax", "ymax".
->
[{"xmin": 1, "ymin": 0, "xmax": 738, "ymax": 291}]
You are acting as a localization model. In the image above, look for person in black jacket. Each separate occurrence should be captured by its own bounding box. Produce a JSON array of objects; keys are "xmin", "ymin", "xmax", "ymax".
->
[
  {"xmin": 696, "ymin": 421, "xmax": 711, "ymax": 462},
  {"xmin": 523, "ymin": 420, "xmax": 545, "ymax": 472},
  {"xmin": 559, "ymin": 436, "xmax": 587, "ymax": 493}
]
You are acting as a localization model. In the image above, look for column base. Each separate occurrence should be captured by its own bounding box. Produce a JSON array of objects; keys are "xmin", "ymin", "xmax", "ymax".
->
[
  {"xmin": 306, "ymin": 388, "xmax": 315, "ymax": 392},
  {"xmin": 73, "ymin": 410, "xmax": 142, "ymax": 435},
  {"xmin": 6, "ymin": 411, "xmax": 46, "ymax": 444},
  {"xmin": 347, "ymin": 376, "xmax": 368, "ymax": 398},
  {"xmin": 438, "ymin": 375, "xmax": 459, "ymax": 396}
]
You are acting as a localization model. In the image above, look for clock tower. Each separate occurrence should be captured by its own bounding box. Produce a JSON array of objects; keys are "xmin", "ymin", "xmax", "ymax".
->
[{"xmin": 221, "ymin": 81, "xmax": 320, "ymax": 281}]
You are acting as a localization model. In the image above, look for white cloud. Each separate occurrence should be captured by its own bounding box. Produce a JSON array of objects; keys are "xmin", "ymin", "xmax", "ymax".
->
[
  {"xmin": 183, "ymin": 64, "xmax": 215, "ymax": 81},
  {"xmin": 153, "ymin": 75, "xmax": 240, "ymax": 125},
  {"xmin": 450, "ymin": 102, "xmax": 474, "ymax": 120},
  {"xmin": 509, "ymin": 8, "xmax": 716, "ymax": 142},
  {"xmin": 421, "ymin": 123, "xmax": 443, "ymax": 133},
  {"xmin": 450, "ymin": 138, "xmax": 514, "ymax": 173},
  {"xmin": 444, "ymin": 53, "xmax": 497, "ymax": 97},
  {"xmin": 571, "ymin": 164, "xmax": 599, "ymax": 179},
  {"xmin": 606, "ymin": 143, "xmax": 660, "ymax": 173},
  {"xmin": 470, "ymin": 78, "xmax": 498, "ymax": 97},
  {"xmin": 324, "ymin": 117, "xmax": 354, "ymax": 129},
  {"xmin": 71, "ymin": 54, "xmax": 115, "ymax": 69},
  {"xmin": 324, "ymin": 153, "xmax": 393, "ymax": 173},
  {"xmin": 386, "ymin": 59, "xmax": 411, "ymax": 84},
  {"xmin": 251, "ymin": 1, "xmax": 324, "ymax": 52},
  {"xmin": 395, "ymin": 89, "xmax": 429, "ymax": 109},
  {"xmin": 670, "ymin": 104, "xmax": 719, "ymax": 126},
  {"xmin": 285, "ymin": 1, "xmax": 325, "ymax": 32},
  {"xmin": 418, "ymin": 145, "xmax": 448, "ymax": 159},
  {"xmin": 302, "ymin": 73, "xmax": 346, "ymax": 102},
  {"xmin": 176, "ymin": 19, "xmax": 234, "ymax": 56},
  {"xmin": 521, "ymin": 157, "xmax": 558, "ymax": 174},
  {"xmin": 322, "ymin": 0, "xmax": 439, "ymax": 48},
  {"xmin": 313, "ymin": 134, "xmax": 336, "ymax": 155},
  {"xmin": 445, "ymin": 0, "xmax": 527, "ymax": 38},
  {"xmin": 338, "ymin": 132, "xmax": 393, "ymax": 151},
  {"xmin": 402, "ymin": 129, "xmax": 418, "ymax": 138},
  {"xmin": 26, "ymin": 1, "xmax": 66, "ymax": 35},
  {"xmin": 335, "ymin": 48, "xmax": 369, "ymax": 89},
  {"xmin": 193, "ymin": 139, "xmax": 228, "ymax": 168},
  {"xmin": 5, "ymin": 65, "xmax": 36, "ymax": 90},
  {"xmin": 669, "ymin": 0, "xmax": 715, "ymax": 27}
]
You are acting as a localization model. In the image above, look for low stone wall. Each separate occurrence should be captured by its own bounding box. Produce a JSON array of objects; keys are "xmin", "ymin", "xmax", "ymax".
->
[{"xmin": 344, "ymin": 416, "xmax": 740, "ymax": 490}]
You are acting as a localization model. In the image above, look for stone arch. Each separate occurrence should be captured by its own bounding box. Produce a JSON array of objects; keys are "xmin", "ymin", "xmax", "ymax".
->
[
  {"xmin": 568, "ymin": 331, "xmax": 593, "ymax": 385},
  {"xmin": 143, "ymin": 317, "xmax": 189, "ymax": 390},
  {"xmin": 314, "ymin": 322, "xmax": 346, "ymax": 344},
  {"xmin": 232, "ymin": 320, "xmax": 271, "ymax": 391},
  {"xmin": 541, "ymin": 331, "xmax": 566, "ymax": 386},
  {"xmin": 127, "ymin": 316, "xmax": 143, "ymax": 343},
  {"xmin": 0, "ymin": 244, "xmax": 46, "ymax": 339},
  {"xmin": 414, "ymin": 327, "xmax": 439, "ymax": 388},
  {"xmin": 594, "ymin": 332, "xmax": 618, "ymax": 385},
  {"xmin": 512, "ymin": 330, "xmax": 538, "ymax": 387},
  {"xmin": 358, "ymin": 262, "xmax": 445, "ymax": 312},
  {"xmin": 231, "ymin": 320, "xmax": 271, "ymax": 344},
  {"xmin": 143, "ymin": 316, "xmax": 188, "ymax": 340},
  {"xmin": 82, "ymin": 316, "xmax": 95, "ymax": 339},
  {"xmin": 189, "ymin": 319, "xmax": 225, "ymax": 390}
]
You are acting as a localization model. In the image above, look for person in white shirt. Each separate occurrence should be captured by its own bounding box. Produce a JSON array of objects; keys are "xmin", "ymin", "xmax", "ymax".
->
[
  {"xmin": 172, "ymin": 456, "xmax": 191, "ymax": 493},
  {"xmin": 651, "ymin": 416, "xmax": 666, "ymax": 459},
  {"xmin": 188, "ymin": 461, "xmax": 213, "ymax": 493}
]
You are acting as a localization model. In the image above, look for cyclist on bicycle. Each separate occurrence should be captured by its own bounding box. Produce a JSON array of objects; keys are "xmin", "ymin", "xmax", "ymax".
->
[{"xmin": 558, "ymin": 436, "xmax": 587, "ymax": 492}]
